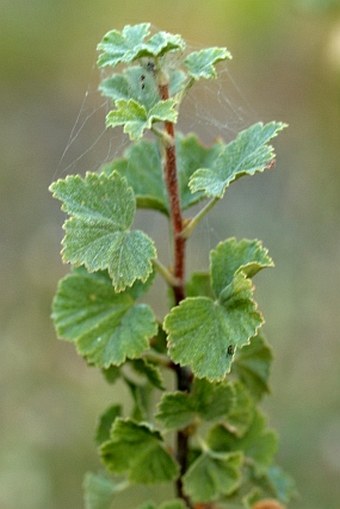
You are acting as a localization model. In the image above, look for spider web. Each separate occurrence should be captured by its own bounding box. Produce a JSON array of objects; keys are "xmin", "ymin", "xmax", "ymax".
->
[{"xmin": 52, "ymin": 39, "xmax": 256, "ymax": 306}]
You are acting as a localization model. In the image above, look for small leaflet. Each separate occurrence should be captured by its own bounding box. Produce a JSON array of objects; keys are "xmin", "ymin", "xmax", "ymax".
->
[
  {"xmin": 106, "ymin": 98, "xmax": 178, "ymax": 140},
  {"xmin": 185, "ymin": 47, "xmax": 232, "ymax": 80}
]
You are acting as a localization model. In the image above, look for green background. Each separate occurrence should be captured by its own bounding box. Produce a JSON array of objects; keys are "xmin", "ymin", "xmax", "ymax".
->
[{"xmin": 1, "ymin": 0, "xmax": 340, "ymax": 508}]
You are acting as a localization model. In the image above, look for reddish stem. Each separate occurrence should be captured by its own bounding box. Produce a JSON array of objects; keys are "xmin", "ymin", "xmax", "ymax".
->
[
  {"xmin": 159, "ymin": 83, "xmax": 186, "ymax": 303},
  {"xmin": 158, "ymin": 82, "xmax": 192, "ymax": 508}
]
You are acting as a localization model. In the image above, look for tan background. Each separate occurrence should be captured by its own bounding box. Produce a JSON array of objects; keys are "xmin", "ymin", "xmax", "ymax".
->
[{"xmin": 1, "ymin": 0, "xmax": 340, "ymax": 508}]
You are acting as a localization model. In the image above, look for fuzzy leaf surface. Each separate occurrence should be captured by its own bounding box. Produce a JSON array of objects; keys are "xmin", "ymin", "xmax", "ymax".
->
[
  {"xmin": 165, "ymin": 273, "xmax": 263, "ymax": 381},
  {"xmin": 183, "ymin": 450, "xmax": 243, "ymax": 502},
  {"xmin": 83, "ymin": 472, "xmax": 127, "ymax": 509},
  {"xmin": 185, "ymin": 47, "xmax": 232, "ymax": 80},
  {"xmin": 52, "ymin": 269, "xmax": 157, "ymax": 367},
  {"xmin": 106, "ymin": 98, "xmax": 177, "ymax": 140},
  {"xmin": 233, "ymin": 334, "xmax": 273, "ymax": 401},
  {"xmin": 189, "ymin": 122, "xmax": 287, "ymax": 198},
  {"xmin": 208, "ymin": 410, "xmax": 278, "ymax": 475},
  {"xmin": 156, "ymin": 379, "xmax": 233, "ymax": 430},
  {"xmin": 50, "ymin": 172, "xmax": 156, "ymax": 291},
  {"xmin": 97, "ymin": 23, "xmax": 185, "ymax": 68},
  {"xmin": 101, "ymin": 418, "xmax": 179, "ymax": 483}
]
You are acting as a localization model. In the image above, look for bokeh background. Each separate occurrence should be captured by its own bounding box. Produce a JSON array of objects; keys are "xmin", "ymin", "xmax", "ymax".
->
[{"xmin": 1, "ymin": 0, "xmax": 340, "ymax": 508}]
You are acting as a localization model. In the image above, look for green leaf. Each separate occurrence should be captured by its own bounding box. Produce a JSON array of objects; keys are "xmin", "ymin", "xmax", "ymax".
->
[
  {"xmin": 156, "ymin": 379, "xmax": 233, "ymax": 430},
  {"xmin": 183, "ymin": 450, "xmax": 243, "ymax": 502},
  {"xmin": 211, "ymin": 238, "xmax": 274, "ymax": 297},
  {"xmin": 101, "ymin": 140, "xmax": 167, "ymax": 213},
  {"xmin": 100, "ymin": 66, "xmax": 186, "ymax": 110},
  {"xmin": 95, "ymin": 404, "xmax": 122, "ymax": 445},
  {"xmin": 186, "ymin": 272, "xmax": 213, "ymax": 298},
  {"xmin": 227, "ymin": 381, "xmax": 255, "ymax": 438},
  {"xmin": 101, "ymin": 365, "xmax": 121, "ymax": 384},
  {"xmin": 165, "ymin": 273, "xmax": 263, "ymax": 381},
  {"xmin": 101, "ymin": 134, "xmax": 220, "ymax": 215},
  {"xmin": 165, "ymin": 237, "xmax": 271, "ymax": 380},
  {"xmin": 125, "ymin": 378, "xmax": 153, "ymax": 421},
  {"xmin": 138, "ymin": 501, "xmax": 186, "ymax": 509},
  {"xmin": 189, "ymin": 122, "xmax": 287, "ymax": 198},
  {"xmin": 176, "ymin": 134, "xmax": 221, "ymax": 210},
  {"xmin": 159, "ymin": 500, "xmax": 186, "ymax": 509},
  {"xmin": 106, "ymin": 98, "xmax": 178, "ymax": 140},
  {"xmin": 101, "ymin": 418, "xmax": 179, "ymax": 483},
  {"xmin": 185, "ymin": 47, "xmax": 232, "ymax": 80},
  {"xmin": 208, "ymin": 410, "xmax": 278, "ymax": 475},
  {"xmin": 131, "ymin": 358, "xmax": 165, "ymax": 390},
  {"xmin": 97, "ymin": 23, "xmax": 185, "ymax": 68},
  {"xmin": 83, "ymin": 472, "xmax": 127, "ymax": 509},
  {"xmin": 51, "ymin": 268, "xmax": 157, "ymax": 368},
  {"xmin": 233, "ymin": 334, "xmax": 273, "ymax": 401},
  {"xmin": 49, "ymin": 172, "xmax": 156, "ymax": 292}
]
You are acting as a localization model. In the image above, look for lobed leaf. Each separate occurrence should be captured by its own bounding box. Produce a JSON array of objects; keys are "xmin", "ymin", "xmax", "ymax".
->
[
  {"xmin": 106, "ymin": 98, "xmax": 178, "ymax": 140},
  {"xmin": 51, "ymin": 268, "xmax": 157, "ymax": 368},
  {"xmin": 207, "ymin": 410, "xmax": 278, "ymax": 475},
  {"xmin": 183, "ymin": 450, "xmax": 243, "ymax": 502},
  {"xmin": 189, "ymin": 122, "xmax": 287, "ymax": 198},
  {"xmin": 164, "ymin": 237, "xmax": 274, "ymax": 380},
  {"xmin": 50, "ymin": 172, "xmax": 156, "ymax": 291},
  {"xmin": 83, "ymin": 472, "xmax": 127, "ymax": 509},
  {"xmin": 156, "ymin": 379, "xmax": 233, "ymax": 430},
  {"xmin": 164, "ymin": 273, "xmax": 263, "ymax": 381},
  {"xmin": 185, "ymin": 47, "xmax": 232, "ymax": 80},
  {"xmin": 97, "ymin": 23, "xmax": 185, "ymax": 68},
  {"xmin": 100, "ymin": 418, "xmax": 179, "ymax": 483}
]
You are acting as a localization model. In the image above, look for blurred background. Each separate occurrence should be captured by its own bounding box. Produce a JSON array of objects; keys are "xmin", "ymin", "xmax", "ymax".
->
[{"xmin": 1, "ymin": 0, "xmax": 340, "ymax": 508}]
